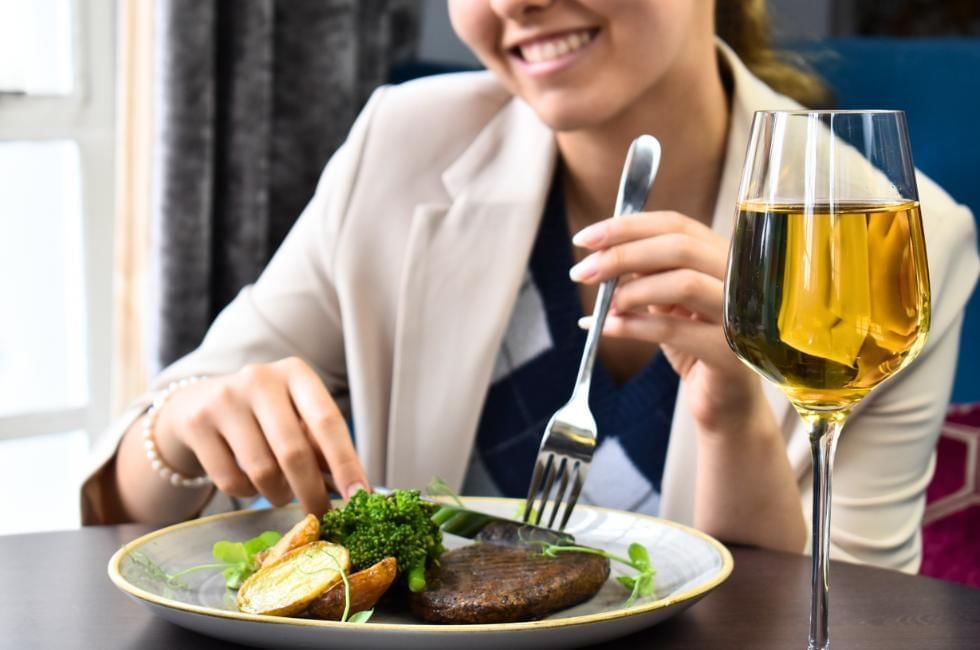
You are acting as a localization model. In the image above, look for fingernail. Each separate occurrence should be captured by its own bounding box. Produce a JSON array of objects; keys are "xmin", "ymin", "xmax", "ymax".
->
[
  {"xmin": 344, "ymin": 482, "xmax": 367, "ymax": 499},
  {"xmin": 572, "ymin": 224, "xmax": 603, "ymax": 248},
  {"xmin": 577, "ymin": 316, "xmax": 593, "ymax": 330},
  {"xmin": 569, "ymin": 256, "xmax": 598, "ymax": 281}
]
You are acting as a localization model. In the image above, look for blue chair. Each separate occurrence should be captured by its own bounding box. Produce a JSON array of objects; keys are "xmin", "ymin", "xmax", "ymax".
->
[
  {"xmin": 794, "ymin": 38, "xmax": 980, "ymax": 403},
  {"xmin": 793, "ymin": 38, "xmax": 980, "ymax": 588}
]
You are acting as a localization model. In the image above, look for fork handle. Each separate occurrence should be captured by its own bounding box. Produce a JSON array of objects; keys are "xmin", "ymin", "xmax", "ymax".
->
[
  {"xmin": 570, "ymin": 135, "xmax": 661, "ymax": 402},
  {"xmin": 572, "ymin": 277, "xmax": 617, "ymax": 400}
]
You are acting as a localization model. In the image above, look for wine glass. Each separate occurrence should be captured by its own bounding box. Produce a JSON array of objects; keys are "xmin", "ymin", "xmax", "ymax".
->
[{"xmin": 723, "ymin": 110, "xmax": 931, "ymax": 650}]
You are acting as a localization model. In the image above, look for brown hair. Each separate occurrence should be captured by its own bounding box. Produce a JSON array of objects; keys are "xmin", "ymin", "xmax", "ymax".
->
[{"xmin": 715, "ymin": 0, "xmax": 830, "ymax": 107}]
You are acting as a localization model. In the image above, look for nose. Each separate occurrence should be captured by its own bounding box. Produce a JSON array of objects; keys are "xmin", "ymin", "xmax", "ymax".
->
[{"xmin": 489, "ymin": 0, "xmax": 555, "ymax": 20}]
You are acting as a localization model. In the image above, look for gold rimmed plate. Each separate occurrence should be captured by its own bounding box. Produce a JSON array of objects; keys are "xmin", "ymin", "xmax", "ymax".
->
[{"xmin": 109, "ymin": 497, "xmax": 733, "ymax": 649}]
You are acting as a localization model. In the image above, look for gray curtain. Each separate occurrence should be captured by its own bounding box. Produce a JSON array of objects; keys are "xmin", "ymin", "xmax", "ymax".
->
[{"xmin": 150, "ymin": 0, "xmax": 421, "ymax": 372}]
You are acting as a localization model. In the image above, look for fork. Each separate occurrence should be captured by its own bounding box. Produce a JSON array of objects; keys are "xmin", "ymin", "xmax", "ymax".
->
[{"xmin": 523, "ymin": 134, "xmax": 662, "ymax": 531}]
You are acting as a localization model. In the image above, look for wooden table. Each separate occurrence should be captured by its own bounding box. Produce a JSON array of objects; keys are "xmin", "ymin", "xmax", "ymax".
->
[{"xmin": 2, "ymin": 524, "xmax": 977, "ymax": 649}]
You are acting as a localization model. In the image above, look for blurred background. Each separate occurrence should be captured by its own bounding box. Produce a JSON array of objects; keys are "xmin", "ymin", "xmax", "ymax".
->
[{"xmin": 0, "ymin": 0, "xmax": 977, "ymax": 576}]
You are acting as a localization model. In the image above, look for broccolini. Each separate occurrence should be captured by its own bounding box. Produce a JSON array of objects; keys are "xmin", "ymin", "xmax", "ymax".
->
[{"xmin": 320, "ymin": 489, "xmax": 444, "ymax": 592}]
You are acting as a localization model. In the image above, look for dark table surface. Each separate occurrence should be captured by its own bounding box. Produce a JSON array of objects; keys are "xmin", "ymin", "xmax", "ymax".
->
[{"xmin": 3, "ymin": 524, "xmax": 978, "ymax": 649}]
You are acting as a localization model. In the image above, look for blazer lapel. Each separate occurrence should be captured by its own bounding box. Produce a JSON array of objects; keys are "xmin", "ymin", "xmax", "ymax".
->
[{"xmin": 386, "ymin": 99, "xmax": 557, "ymax": 491}]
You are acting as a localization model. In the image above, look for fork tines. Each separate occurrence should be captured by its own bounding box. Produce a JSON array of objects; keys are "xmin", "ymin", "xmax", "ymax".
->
[{"xmin": 524, "ymin": 454, "xmax": 588, "ymax": 532}]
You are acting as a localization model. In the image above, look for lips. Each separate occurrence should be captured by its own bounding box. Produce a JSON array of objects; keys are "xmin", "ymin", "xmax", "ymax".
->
[{"xmin": 511, "ymin": 29, "xmax": 597, "ymax": 64}]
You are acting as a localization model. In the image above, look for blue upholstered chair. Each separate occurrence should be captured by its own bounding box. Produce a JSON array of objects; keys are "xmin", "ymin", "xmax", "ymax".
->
[
  {"xmin": 794, "ymin": 37, "xmax": 980, "ymax": 404},
  {"xmin": 791, "ymin": 38, "xmax": 980, "ymax": 587}
]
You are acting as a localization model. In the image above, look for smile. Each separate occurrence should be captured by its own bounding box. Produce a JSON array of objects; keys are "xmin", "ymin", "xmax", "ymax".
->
[{"xmin": 515, "ymin": 29, "xmax": 597, "ymax": 64}]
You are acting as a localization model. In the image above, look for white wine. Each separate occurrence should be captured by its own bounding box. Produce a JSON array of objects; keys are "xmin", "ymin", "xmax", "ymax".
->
[
  {"xmin": 725, "ymin": 201, "xmax": 931, "ymax": 412},
  {"xmin": 729, "ymin": 111, "xmax": 929, "ymax": 650}
]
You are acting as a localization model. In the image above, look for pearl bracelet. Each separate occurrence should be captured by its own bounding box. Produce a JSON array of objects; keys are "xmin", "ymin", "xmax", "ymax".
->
[{"xmin": 142, "ymin": 376, "xmax": 213, "ymax": 488}]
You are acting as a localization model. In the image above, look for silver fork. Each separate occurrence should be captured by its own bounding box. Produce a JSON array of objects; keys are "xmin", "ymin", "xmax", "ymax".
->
[{"xmin": 523, "ymin": 134, "xmax": 662, "ymax": 531}]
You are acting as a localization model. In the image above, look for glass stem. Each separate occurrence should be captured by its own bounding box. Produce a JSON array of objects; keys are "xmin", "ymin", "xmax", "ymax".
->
[{"xmin": 806, "ymin": 412, "xmax": 844, "ymax": 650}]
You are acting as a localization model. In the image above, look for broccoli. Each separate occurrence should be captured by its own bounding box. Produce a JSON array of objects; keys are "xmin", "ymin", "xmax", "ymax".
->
[{"xmin": 320, "ymin": 489, "xmax": 445, "ymax": 592}]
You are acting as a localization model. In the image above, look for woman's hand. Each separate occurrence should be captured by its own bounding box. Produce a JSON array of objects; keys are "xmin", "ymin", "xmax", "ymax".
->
[
  {"xmin": 571, "ymin": 211, "xmax": 807, "ymax": 551},
  {"xmin": 152, "ymin": 357, "xmax": 367, "ymax": 516},
  {"xmin": 570, "ymin": 210, "xmax": 764, "ymax": 435}
]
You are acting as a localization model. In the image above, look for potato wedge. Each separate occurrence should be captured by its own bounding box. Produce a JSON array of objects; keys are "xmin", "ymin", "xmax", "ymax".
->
[
  {"xmin": 306, "ymin": 557, "xmax": 398, "ymax": 620},
  {"xmin": 237, "ymin": 541, "xmax": 350, "ymax": 616},
  {"xmin": 256, "ymin": 513, "xmax": 321, "ymax": 569}
]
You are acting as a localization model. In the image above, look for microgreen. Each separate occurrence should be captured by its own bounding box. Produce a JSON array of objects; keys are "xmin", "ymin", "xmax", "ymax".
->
[
  {"xmin": 292, "ymin": 544, "xmax": 374, "ymax": 624},
  {"xmin": 425, "ymin": 476, "xmax": 465, "ymax": 507},
  {"xmin": 130, "ymin": 551, "xmax": 192, "ymax": 590},
  {"xmin": 533, "ymin": 540, "xmax": 655, "ymax": 608},
  {"xmin": 348, "ymin": 609, "xmax": 374, "ymax": 623},
  {"xmin": 211, "ymin": 530, "xmax": 282, "ymax": 589},
  {"xmin": 313, "ymin": 545, "xmax": 373, "ymax": 623},
  {"xmin": 155, "ymin": 530, "xmax": 282, "ymax": 590}
]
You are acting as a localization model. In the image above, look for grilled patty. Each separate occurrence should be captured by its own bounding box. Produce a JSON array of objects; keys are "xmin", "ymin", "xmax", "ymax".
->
[{"xmin": 410, "ymin": 534, "xmax": 610, "ymax": 624}]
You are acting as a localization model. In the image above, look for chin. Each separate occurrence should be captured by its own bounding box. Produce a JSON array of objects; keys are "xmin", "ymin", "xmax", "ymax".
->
[{"xmin": 528, "ymin": 97, "xmax": 614, "ymax": 133}]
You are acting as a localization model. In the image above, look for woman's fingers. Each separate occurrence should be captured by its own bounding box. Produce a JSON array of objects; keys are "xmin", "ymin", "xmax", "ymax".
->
[
  {"xmin": 573, "ymin": 210, "xmax": 719, "ymax": 250},
  {"xmin": 571, "ymin": 232, "xmax": 728, "ymax": 285},
  {"xmin": 283, "ymin": 358, "xmax": 369, "ymax": 500},
  {"xmin": 581, "ymin": 311, "xmax": 736, "ymax": 369},
  {"xmin": 181, "ymin": 417, "xmax": 257, "ymax": 499},
  {"xmin": 612, "ymin": 269, "xmax": 724, "ymax": 322},
  {"xmin": 157, "ymin": 357, "xmax": 365, "ymax": 515},
  {"xmin": 211, "ymin": 397, "xmax": 293, "ymax": 507},
  {"xmin": 244, "ymin": 363, "xmax": 331, "ymax": 516},
  {"xmin": 571, "ymin": 210, "xmax": 728, "ymax": 286}
]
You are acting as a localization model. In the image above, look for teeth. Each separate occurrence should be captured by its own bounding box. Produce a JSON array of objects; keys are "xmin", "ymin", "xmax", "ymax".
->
[{"xmin": 520, "ymin": 30, "xmax": 593, "ymax": 64}]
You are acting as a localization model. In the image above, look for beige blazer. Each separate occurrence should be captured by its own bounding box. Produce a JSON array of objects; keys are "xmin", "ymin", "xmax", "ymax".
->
[{"xmin": 83, "ymin": 42, "xmax": 980, "ymax": 573}]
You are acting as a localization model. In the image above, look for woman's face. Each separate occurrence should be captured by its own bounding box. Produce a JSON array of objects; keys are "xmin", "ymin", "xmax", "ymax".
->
[{"xmin": 448, "ymin": 0, "xmax": 713, "ymax": 132}]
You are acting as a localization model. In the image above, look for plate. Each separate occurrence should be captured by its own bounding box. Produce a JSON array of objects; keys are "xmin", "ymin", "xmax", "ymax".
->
[{"xmin": 109, "ymin": 498, "xmax": 732, "ymax": 649}]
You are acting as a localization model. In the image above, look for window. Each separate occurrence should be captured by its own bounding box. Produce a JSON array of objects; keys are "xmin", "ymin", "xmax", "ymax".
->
[
  {"xmin": 0, "ymin": 140, "xmax": 88, "ymax": 420},
  {"xmin": 0, "ymin": 0, "xmax": 116, "ymax": 533}
]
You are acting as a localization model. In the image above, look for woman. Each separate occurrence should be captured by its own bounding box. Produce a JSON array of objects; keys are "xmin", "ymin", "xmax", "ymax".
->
[{"xmin": 83, "ymin": 0, "xmax": 978, "ymax": 573}]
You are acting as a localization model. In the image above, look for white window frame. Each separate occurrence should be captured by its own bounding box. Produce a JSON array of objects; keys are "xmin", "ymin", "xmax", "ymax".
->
[{"xmin": 0, "ymin": 0, "xmax": 116, "ymax": 442}]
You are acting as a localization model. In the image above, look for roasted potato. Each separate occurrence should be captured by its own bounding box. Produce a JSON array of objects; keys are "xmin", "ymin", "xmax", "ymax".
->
[
  {"xmin": 256, "ymin": 513, "xmax": 321, "ymax": 569},
  {"xmin": 306, "ymin": 557, "xmax": 398, "ymax": 620},
  {"xmin": 237, "ymin": 541, "xmax": 350, "ymax": 616}
]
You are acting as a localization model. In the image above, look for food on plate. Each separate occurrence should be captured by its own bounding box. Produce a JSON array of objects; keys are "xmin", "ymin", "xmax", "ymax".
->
[
  {"xmin": 171, "ymin": 488, "xmax": 654, "ymax": 624},
  {"xmin": 305, "ymin": 556, "xmax": 398, "ymax": 621},
  {"xmin": 236, "ymin": 541, "xmax": 350, "ymax": 616},
  {"xmin": 255, "ymin": 513, "xmax": 321, "ymax": 569},
  {"xmin": 320, "ymin": 489, "xmax": 445, "ymax": 592},
  {"xmin": 408, "ymin": 519, "xmax": 654, "ymax": 623},
  {"xmin": 210, "ymin": 530, "xmax": 282, "ymax": 589},
  {"xmin": 410, "ymin": 524, "xmax": 611, "ymax": 623}
]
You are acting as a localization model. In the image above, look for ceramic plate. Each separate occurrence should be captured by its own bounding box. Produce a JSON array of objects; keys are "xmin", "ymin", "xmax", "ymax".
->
[{"xmin": 109, "ymin": 498, "xmax": 732, "ymax": 649}]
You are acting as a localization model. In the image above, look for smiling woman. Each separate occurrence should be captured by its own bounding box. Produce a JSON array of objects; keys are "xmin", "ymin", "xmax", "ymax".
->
[
  {"xmin": 81, "ymin": 0, "xmax": 978, "ymax": 587},
  {"xmin": 517, "ymin": 29, "xmax": 594, "ymax": 64},
  {"xmin": 449, "ymin": 0, "xmax": 717, "ymax": 133}
]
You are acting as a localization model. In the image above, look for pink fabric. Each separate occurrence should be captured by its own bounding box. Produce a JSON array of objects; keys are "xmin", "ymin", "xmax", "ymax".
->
[{"xmin": 920, "ymin": 403, "xmax": 980, "ymax": 588}]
